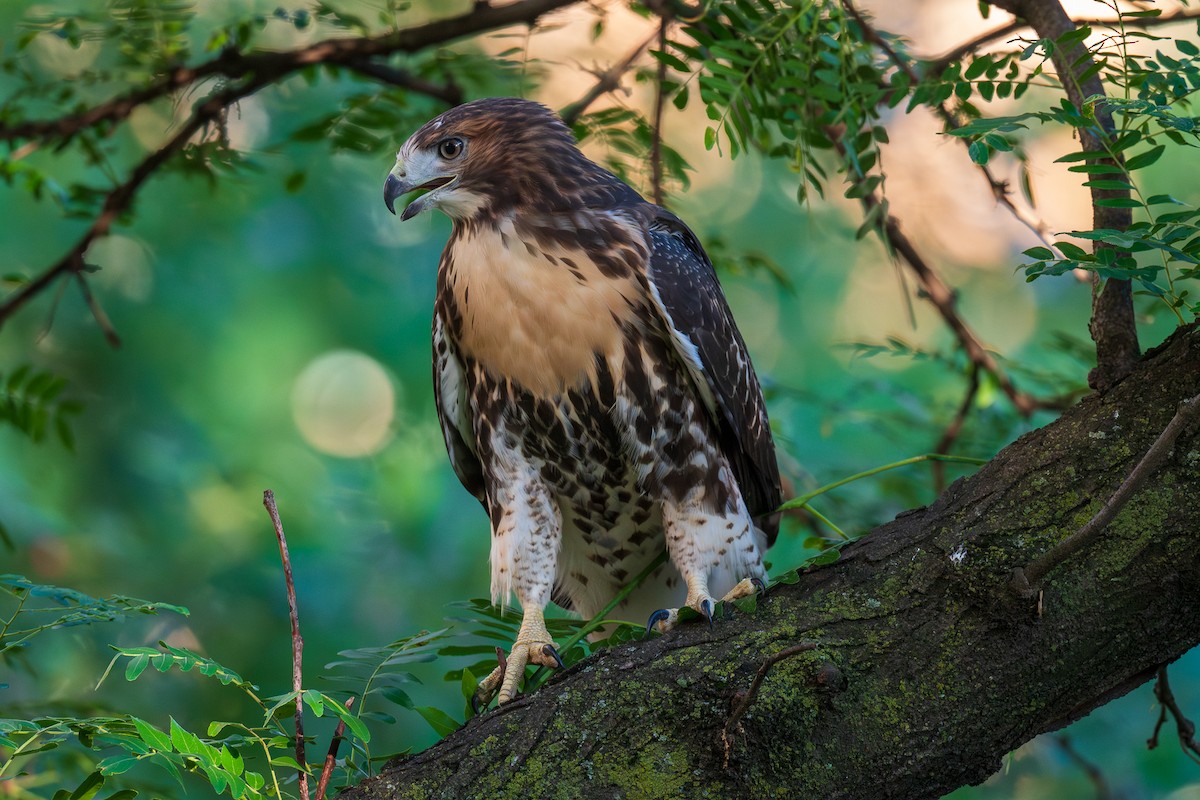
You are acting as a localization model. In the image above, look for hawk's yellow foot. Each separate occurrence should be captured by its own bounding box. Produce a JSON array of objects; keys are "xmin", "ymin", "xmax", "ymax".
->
[
  {"xmin": 472, "ymin": 606, "xmax": 563, "ymax": 712},
  {"xmin": 645, "ymin": 576, "xmax": 765, "ymax": 636}
]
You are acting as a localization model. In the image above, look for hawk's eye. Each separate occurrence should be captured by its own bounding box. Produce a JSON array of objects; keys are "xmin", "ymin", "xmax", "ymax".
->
[{"xmin": 438, "ymin": 137, "xmax": 465, "ymax": 160}]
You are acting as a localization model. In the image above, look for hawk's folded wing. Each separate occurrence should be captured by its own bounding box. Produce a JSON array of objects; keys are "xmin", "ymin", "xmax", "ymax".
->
[{"xmin": 641, "ymin": 209, "xmax": 782, "ymax": 542}]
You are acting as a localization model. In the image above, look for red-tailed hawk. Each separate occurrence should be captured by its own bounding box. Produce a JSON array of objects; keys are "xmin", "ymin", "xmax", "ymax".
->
[{"xmin": 384, "ymin": 97, "xmax": 781, "ymax": 709}]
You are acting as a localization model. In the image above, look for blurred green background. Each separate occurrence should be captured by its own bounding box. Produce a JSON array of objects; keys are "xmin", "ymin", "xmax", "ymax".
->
[{"xmin": 2, "ymin": 0, "xmax": 1198, "ymax": 797}]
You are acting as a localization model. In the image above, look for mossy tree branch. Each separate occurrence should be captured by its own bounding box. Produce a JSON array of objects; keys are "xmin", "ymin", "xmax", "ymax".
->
[{"xmin": 343, "ymin": 323, "xmax": 1200, "ymax": 800}]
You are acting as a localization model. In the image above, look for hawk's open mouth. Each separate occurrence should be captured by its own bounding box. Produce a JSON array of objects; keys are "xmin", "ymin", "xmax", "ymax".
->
[{"xmin": 416, "ymin": 176, "xmax": 454, "ymax": 191}]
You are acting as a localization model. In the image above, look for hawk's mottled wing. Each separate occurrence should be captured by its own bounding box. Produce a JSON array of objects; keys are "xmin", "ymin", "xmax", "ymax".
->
[
  {"xmin": 433, "ymin": 314, "xmax": 486, "ymax": 504},
  {"xmin": 641, "ymin": 208, "xmax": 782, "ymax": 542}
]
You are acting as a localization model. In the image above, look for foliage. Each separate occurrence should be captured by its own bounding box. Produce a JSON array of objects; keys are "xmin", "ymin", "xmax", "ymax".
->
[
  {"xmin": 2, "ymin": 0, "xmax": 1200, "ymax": 798},
  {"xmin": 0, "ymin": 367, "xmax": 80, "ymax": 450}
]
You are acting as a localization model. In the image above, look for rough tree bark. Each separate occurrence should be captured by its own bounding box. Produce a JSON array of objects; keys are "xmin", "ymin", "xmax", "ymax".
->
[{"xmin": 342, "ymin": 323, "xmax": 1200, "ymax": 799}]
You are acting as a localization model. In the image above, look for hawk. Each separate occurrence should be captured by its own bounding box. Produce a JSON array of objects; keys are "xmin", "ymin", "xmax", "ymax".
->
[{"xmin": 384, "ymin": 97, "xmax": 781, "ymax": 708}]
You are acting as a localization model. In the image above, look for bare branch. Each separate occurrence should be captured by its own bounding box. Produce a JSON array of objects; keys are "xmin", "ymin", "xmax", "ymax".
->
[
  {"xmin": 316, "ymin": 697, "xmax": 356, "ymax": 800},
  {"xmin": 0, "ymin": 0, "xmax": 582, "ymax": 337},
  {"xmin": 264, "ymin": 490, "xmax": 309, "ymax": 800},
  {"xmin": 926, "ymin": 7, "xmax": 1200, "ymax": 75},
  {"xmin": 984, "ymin": 0, "xmax": 1140, "ymax": 390},
  {"xmin": 559, "ymin": 29, "xmax": 659, "ymax": 126},
  {"xmin": 1149, "ymin": 666, "xmax": 1200, "ymax": 765},
  {"xmin": 0, "ymin": 0, "xmax": 580, "ymax": 145},
  {"xmin": 341, "ymin": 59, "xmax": 462, "ymax": 107},
  {"xmin": 932, "ymin": 365, "xmax": 980, "ymax": 493},
  {"xmin": 720, "ymin": 642, "xmax": 818, "ymax": 766},
  {"xmin": 1055, "ymin": 736, "xmax": 1114, "ymax": 800}
]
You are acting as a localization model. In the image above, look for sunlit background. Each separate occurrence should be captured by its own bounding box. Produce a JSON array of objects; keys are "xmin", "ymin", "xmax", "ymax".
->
[{"xmin": 1, "ymin": 0, "xmax": 1198, "ymax": 797}]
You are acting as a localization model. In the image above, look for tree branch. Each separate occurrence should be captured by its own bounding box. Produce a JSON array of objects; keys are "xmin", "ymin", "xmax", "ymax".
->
[
  {"xmin": 984, "ymin": 0, "xmax": 1140, "ymax": 391},
  {"xmin": 1013, "ymin": 389, "xmax": 1200, "ymax": 595},
  {"xmin": 344, "ymin": 323, "xmax": 1200, "ymax": 800},
  {"xmin": 0, "ymin": 0, "xmax": 582, "ymax": 337},
  {"xmin": 926, "ymin": 6, "xmax": 1200, "ymax": 75},
  {"xmin": 1149, "ymin": 666, "xmax": 1200, "ymax": 765},
  {"xmin": 0, "ymin": 0, "xmax": 580, "ymax": 145},
  {"xmin": 559, "ymin": 29, "xmax": 659, "ymax": 126},
  {"xmin": 264, "ymin": 490, "xmax": 308, "ymax": 800},
  {"xmin": 827, "ymin": 125, "xmax": 1045, "ymax": 417}
]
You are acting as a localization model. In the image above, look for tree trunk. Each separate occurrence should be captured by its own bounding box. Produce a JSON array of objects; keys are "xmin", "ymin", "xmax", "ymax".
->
[{"xmin": 343, "ymin": 323, "xmax": 1200, "ymax": 800}]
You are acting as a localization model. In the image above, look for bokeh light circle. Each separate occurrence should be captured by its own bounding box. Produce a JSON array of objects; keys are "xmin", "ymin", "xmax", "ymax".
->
[{"xmin": 291, "ymin": 350, "xmax": 396, "ymax": 457}]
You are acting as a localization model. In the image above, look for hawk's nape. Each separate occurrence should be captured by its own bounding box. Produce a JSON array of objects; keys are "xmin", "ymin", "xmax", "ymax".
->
[{"xmin": 384, "ymin": 97, "xmax": 782, "ymax": 709}]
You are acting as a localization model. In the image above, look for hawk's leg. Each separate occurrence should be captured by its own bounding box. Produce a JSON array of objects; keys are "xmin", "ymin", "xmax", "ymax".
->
[
  {"xmin": 472, "ymin": 605, "xmax": 564, "ymax": 711},
  {"xmin": 473, "ymin": 453, "xmax": 564, "ymax": 711},
  {"xmin": 646, "ymin": 488, "xmax": 765, "ymax": 634}
]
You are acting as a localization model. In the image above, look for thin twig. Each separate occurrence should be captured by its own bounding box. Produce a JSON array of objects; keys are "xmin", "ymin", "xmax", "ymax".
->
[
  {"xmin": 0, "ymin": 0, "xmax": 582, "ymax": 338},
  {"xmin": 73, "ymin": 272, "xmax": 121, "ymax": 349},
  {"xmin": 834, "ymin": 163, "xmax": 1043, "ymax": 417},
  {"xmin": 341, "ymin": 59, "xmax": 462, "ymax": 106},
  {"xmin": 926, "ymin": 7, "xmax": 1200, "ymax": 75},
  {"xmin": 315, "ymin": 697, "xmax": 355, "ymax": 800},
  {"xmin": 1013, "ymin": 392, "xmax": 1200, "ymax": 595},
  {"xmin": 649, "ymin": 16, "xmax": 669, "ymax": 206},
  {"xmin": 264, "ymin": 490, "xmax": 310, "ymax": 800},
  {"xmin": 559, "ymin": 29, "xmax": 659, "ymax": 126},
  {"xmin": 932, "ymin": 365, "xmax": 980, "ymax": 493},
  {"xmin": 0, "ymin": 85, "xmax": 260, "ymax": 331},
  {"xmin": 0, "ymin": 0, "xmax": 579, "ymax": 145},
  {"xmin": 721, "ymin": 642, "xmax": 817, "ymax": 767},
  {"xmin": 1149, "ymin": 666, "xmax": 1200, "ymax": 764},
  {"xmin": 1055, "ymin": 735, "xmax": 1113, "ymax": 800},
  {"xmin": 843, "ymin": 1, "xmax": 1058, "ymax": 254}
]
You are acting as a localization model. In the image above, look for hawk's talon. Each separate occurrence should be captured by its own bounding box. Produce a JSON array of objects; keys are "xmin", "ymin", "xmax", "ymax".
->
[
  {"xmin": 750, "ymin": 576, "xmax": 768, "ymax": 597},
  {"xmin": 700, "ymin": 598, "xmax": 715, "ymax": 629},
  {"xmin": 645, "ymin": 608, "xmax": 673, "ymax": 637},
  {"xmin": 542, "ymin": 643, "xmax": 565, "ymax": 670}
]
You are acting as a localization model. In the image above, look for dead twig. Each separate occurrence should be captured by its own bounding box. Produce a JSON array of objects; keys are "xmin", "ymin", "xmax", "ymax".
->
[
  {"xmin": 1149, "ymin": 666, "xmax": 1200, "ymax": 765},
  {"xmin": 926, "ymin": 7, "xmax": 1200, "ymax": 75},
  {"xmin": 932, "ymin": 365, "xmax": 980, "ymax": 493},
  {"xmin": 721, "ymin": 642, "xmax": 817, "ymax": 767},
  {"xmin": 649, "ymin": 15, "xmax": 670, "ymax": 206},
  {"xmin": 1054, "ymin": 735, "xmax": 1113, "ymax": 800},
  {"xmin": 0, "ymin": 0, "xmax": 581, "ymax": 339},
  {"xmin": 1013, "ymin": 391, "xmax": 1200, "ymax": 596},
  {"xmin": 264, "ymin": 489, "xmax": 310, "ymax": 800},
  {"xmin": 315, "ymin": 697, "xmax": 356, "ymax": 800},
  {"xmin": 559, "ymin": 29, "xmax": 659, "ymax": 126}
]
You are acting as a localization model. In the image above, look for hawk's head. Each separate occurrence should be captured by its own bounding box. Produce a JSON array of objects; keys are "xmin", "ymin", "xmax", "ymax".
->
[{"xmin": 384, "ymin": 97, "xmax": 638, "ymax": 222}]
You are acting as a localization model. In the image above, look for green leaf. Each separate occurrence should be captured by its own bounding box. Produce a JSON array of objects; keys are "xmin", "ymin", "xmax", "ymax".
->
[
  {"xmin": 97, "ymin": 755, "xmax": 140, "ymax": 777},
  {"xmin": 703, "ymin": 126, "xmax": 717, "ymax": 151},
  {"xmin": 1094, "ymin": 198, "xmax": 1143, "ymax": 208},
  {"xmin": 414, "ymin": 706, "xmax": 460, "ymax": 738},
  {"xmin": 125, "ymin": 654, "xmax": 150, "ymax": 682},
  {"xmin": 1125, "ymin": 145, "xmax": 1165, "ymax": 170},
  {"xmin": 460, "ymin": 666, "xmax": 477, "ymax": 706},
  {"xmin": 649, "ymin": 49, "xmax": 689, "ymax": 72},
  {"xmin": 133, "ymin": 718, "xmax": 172, "ymax": 753},
  {"xmin": 1082, "ymin": 179, "xmax": 1135, "ymax": 191},
  {"xmin": 968, "ymin": 140, "xmax": 990, "ymax": 164},
  {"xmin": 1056, "ymin": 241, "xmax": 1092, "ymax": 260},
  {"xmin": 1023, "ymin": 246, "xmax": 1055, "ymax": 260},
  {"xmin": 70, "ymin": 771, "xmax": 104, "ymax": 800}
]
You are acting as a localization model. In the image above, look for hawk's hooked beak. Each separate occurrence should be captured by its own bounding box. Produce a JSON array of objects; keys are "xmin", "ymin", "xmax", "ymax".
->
[{"xmin": 384, "ymin": 163, "xmax": 455, "ymax": 221}]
